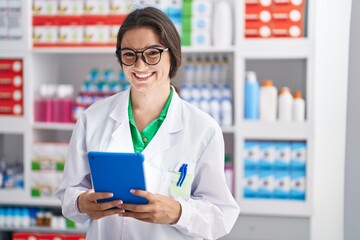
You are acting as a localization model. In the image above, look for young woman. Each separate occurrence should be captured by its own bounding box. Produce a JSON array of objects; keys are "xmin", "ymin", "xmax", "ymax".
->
[{"xmin": 56, "ymin": 7, "xmax": 240, "ymax": 240}]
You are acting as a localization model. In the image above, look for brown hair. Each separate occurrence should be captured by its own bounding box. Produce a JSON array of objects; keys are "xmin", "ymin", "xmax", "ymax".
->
[{"xmin": 116, "ymin": 7, "xmax": 182, "ymax": 79}]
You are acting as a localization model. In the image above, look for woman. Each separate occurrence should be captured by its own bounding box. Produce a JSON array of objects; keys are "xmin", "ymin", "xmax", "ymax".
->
[{"xmin": 56, "ymin": 6, "xmax": 240, "ymax": 240}]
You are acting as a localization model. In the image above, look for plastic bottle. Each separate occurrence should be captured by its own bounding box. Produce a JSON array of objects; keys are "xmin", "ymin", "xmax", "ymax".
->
[
  {"xmin": 278, "ymin": 87, "xmax": 294, "ymax": 122},
  {"xmin": 259, "ymin": 79, "xmax": 277, "ymax": 121},
  {"xmin": 199, "ymin": 97, "xmax": 210, "ymax": 114},
  {"xmin": 180, "ymin": 84, "xmax": 191, "ymax": 101},
  {"xmin": 209, "ymin": 97, "xmax": 221, "ymax": 123},
  {"xmin": 244, "ymin": 71, "xmax": 260, "ymax": 119},
  {"xmin": 212, "ymin": 1, "xmax": 233, "ymax": 46},
  {"xmin": 221, "ymin": 96, "xmax": 233, "ymax": 126},
  {"xmin": 293, "ymin": 90, "xmax": 305, "ymax": 122}
]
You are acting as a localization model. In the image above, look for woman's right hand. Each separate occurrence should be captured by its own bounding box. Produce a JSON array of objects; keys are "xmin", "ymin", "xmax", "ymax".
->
[{"xmin": 77, "ymin": 189, "xmax": 124, "ymax": 220}]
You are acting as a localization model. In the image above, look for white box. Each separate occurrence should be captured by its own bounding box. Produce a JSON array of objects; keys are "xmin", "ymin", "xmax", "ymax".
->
[
  {"xmin": 243, "ymin": 141, "xmax": 260, "ymax": 170},
  {"xmin": 243, "ymin": 169, "xmax": 259, "ymax": 198}
]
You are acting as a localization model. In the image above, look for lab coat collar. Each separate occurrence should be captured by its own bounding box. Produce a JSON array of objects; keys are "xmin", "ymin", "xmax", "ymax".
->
[{"xmin": 108, "ymin": 86, "xmax": 184, "ymax": 161}]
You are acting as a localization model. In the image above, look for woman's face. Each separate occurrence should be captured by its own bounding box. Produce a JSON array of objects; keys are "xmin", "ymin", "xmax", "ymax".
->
[{"xmin": 120, "ymin": 27, "xmax": 171, "ymax": 94}]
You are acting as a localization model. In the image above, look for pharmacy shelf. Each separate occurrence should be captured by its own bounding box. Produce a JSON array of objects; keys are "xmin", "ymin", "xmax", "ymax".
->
[
  {"xmin": 0, "ymin": 227, "xmax": 85, "ymax": 234},
  {"xmin": 0, "ymin": 117, "xmax": 27, "ymax": 134},
  {"xmin": 239, "ymin": 39, "xmax": 313, "ymax": 59},
  {"xmin": 0, "ymin": 189, "xmax": 27, "ymax": 205},
  {"xmin": 0, "ymin": 191, "xmax": 60, "ymax": 207},
  {"xmin": 238, "ymin": 121, "xmax": 312, "ymax": 140},
  {"xmin": 238, "ymin": 198, "xmax": 312, "ymax": 217},
  {"xmin": 32, "ymin": 122, "xmax": 74, "ymax": 131}
]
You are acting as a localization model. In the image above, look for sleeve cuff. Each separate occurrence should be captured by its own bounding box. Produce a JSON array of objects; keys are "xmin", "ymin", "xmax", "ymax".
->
[{"xmin": 171, "ymin": 198, "xmax": 192, "ymax": 230}]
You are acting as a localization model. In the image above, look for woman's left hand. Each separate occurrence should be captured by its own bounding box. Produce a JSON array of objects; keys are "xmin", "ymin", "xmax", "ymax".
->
[{"xmin": 119, "ymin": 189, "xmax": 181, "ymax": 224}]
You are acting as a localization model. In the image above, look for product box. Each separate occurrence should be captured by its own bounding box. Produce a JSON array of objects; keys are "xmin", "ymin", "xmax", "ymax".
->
[
  {"xmin": 258, "ymin": 169, "xmax": 275, "ymax": 198},
  {"xmin": 259, "ymin": 141, "xmax": 276, "ymax": 171},
  {"xmin": 167, "ymin": 0, "xmax": 182, "ymax": 17},
  {"xmin": 32, "ymin": 0, "xmax": 58, "ymax": 15},
  {"xmin": 58, "ymin": 16, "xmax": 84, "ymax": 46},
  {"xmin": 191, "ymin": 30, "xmax": 210, "ymax": 46},
  {"xmin": 108, "ymin": 15, "xmax": 126, "ymax": 45},
  {"xmin": 243, "ymin": 169, "xmax": 259, "ymax": 198},
  {"xmin": 84, "ymin": 0, "xmax": 110, "ymax": 15},
  {"xmin": 192, "ymin": 16, "xmax": 211, "ymax": 31},
  {"xmin": 290, "ymin": 170, "xmax": 306, "ymax": 200},
  {"xmin": 32, "ymin": 16, "xmax": 58, "ymax": 46},
  {"xmin": 245, "ymin": 0, "xmax": 273, "ymax": 8},
  {"xmin": 109, "ymin": 0, "xmax": 134, "ymax": 15},
  {"xmin": 245, "ymin": 23, "xmax": 272, "ymax": 38},
  {"xmin": 274, "ymin": 170, "xmax": 291, "ymax": 199},
  {"xmin": 0, "ymin": 58, "xmax": 23, "ymax": 116},
  {"xmin": 7, "ymin": 12, "xmax": 22, "ymax": 40},
  {"xmin": 274, "ymin": 141, "xmax": 291, "ymax": 171},
  {"xmin": 244, "ymin": 141, "xmax": 260, "ymax": 170},
  {"xmin": 58, "ymin": 0, "xmax": 84, "ymax": 15},
  {"xmin": 83, "ymin": 16, "xmax": 110, "ymax": 46},
  {"xmin": 192, "ymin": 0, "xmax": 212, "ymax": 16},
  {"xmin": 291, "ymin": 141, "xmax": 306, "ymax": 172}
]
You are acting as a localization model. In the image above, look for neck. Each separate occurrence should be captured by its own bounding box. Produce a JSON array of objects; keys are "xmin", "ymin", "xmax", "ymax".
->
[{"xmin": 131, "ymin": 85, "xmax": 171, "ymax": 114}]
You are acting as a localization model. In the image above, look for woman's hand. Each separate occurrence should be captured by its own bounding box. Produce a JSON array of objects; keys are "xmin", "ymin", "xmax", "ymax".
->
[
  {"xmin": 119, "ymin": 189, "xmax": 181, "ymax": 224},
  {"xmin": 77, "ymin": 189, "xmax": 124, "ymax": 220}
]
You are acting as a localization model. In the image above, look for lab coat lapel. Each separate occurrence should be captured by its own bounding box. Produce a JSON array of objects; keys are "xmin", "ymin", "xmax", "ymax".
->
[
  {"xmin": 107, "ymin": 88, "xmax": 134, "ymax": 153},
  {"xmin": 142, "ymin": 89, "xmax": 183, "ymax": 161}
]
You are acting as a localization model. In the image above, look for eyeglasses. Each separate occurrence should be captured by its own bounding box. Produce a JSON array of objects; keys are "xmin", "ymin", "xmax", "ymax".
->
[{"xmin": 116, "ymin": 47, "xmax": 169, "ymax": 66}]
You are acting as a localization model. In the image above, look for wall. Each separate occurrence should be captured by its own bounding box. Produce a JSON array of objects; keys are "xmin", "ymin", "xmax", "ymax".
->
[{"xmin": 344, "ymin": 1, "xmax": 360, "ymax": 239}]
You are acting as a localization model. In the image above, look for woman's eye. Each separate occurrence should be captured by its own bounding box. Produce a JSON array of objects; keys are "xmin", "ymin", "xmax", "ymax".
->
[{"xmin": 123, "ymin": 52, "xmax": 135, "ymax": 57}]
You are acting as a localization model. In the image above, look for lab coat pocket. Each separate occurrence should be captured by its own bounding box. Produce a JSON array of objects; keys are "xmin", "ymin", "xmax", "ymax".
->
[{"xmin": 169, "ymin": 172, "xmax": 192, "ymax": 199}]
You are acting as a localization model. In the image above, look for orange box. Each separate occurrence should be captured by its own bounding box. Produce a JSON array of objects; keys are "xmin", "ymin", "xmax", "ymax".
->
[
  {"xmin": 245, "ymin": 20, "xmax": 272, "ymax": 38},
  {"xmin": 245, "ymin": 0, "xmax": 273, "ymax": 8},
  {"xmin": 272, "ymin": 22, "xmax": 303, "ymax": 37},
  {"xmin": 272, "ymin": 0, "xmax": 305, "ymax": 8}
]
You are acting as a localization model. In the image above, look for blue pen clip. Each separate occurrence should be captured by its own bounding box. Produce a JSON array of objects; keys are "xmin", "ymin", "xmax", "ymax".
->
[{"xmin": 176, "ymin": 163, "xmax": 188, "ymax": 187}]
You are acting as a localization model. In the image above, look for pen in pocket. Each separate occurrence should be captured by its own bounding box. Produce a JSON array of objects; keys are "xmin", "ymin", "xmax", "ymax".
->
[{"xmin": 177, "ymin": 163, "xmax": 188, "ymax": 187}]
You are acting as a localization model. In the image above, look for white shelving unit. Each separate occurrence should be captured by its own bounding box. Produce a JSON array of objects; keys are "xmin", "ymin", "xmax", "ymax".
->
[
  {"xmin": 1, "ymin": 0, "xmax": 313, "ymax": 213},
  {"xmin": 3, "ymin": 0, "xmax": 352, "ymax": 239}
]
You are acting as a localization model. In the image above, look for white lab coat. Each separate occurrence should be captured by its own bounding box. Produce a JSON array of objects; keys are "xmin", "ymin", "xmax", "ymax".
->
[{"xmin": 56, "ymin": 87, "xmax": 240, "ymax": 240}]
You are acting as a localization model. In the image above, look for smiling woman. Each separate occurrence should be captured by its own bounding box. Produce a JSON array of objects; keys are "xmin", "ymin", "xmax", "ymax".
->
[{"xmin": 56, "ymin": 6, "xmax": 240, "ymax": 240}]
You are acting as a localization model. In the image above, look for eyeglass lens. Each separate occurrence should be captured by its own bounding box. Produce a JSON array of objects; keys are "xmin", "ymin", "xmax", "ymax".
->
[{"xmin": 120, "ymin": 48, "xmax": 165, "ymax": 66}]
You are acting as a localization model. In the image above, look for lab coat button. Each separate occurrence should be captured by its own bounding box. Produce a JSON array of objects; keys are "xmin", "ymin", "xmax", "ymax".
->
[{"xmin": 143, "ymin": 137, "xmax": 148, "ymax": 143}]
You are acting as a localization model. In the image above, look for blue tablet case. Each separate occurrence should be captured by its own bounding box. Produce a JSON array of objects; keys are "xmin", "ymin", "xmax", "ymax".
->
[{"xmin": 88, "ymin": 151, "xmax": 148, "ymax": 205}]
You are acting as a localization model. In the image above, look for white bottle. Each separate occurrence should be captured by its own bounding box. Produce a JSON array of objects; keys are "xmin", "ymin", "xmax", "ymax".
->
[
  {"xmin": 278, "ymin": 87, "xmax": 294, "ymax": 122},
  {"xmin": 180, "ymin": 84, "xmax": 191, "ymax": 101},
  {"xmin": 199, "ymin": 97, "xmax": 211, "ymax": 114},
  {"xmin": 259, "ymin": 80, "xmax": 278, "ymax": 121},
  {"xmin": 293, "ymin": 91, "xmax": 305, "ymax": 122},
  {"xmin": 209, "ymin": 97, "xmax": 221, "ymax": 123},
  {"xmin": 212, "ymin": 1, "xmax": 233, "ymax": 46},
  {"xmin": 221, "ymin": 97, "xmax": 233, "ymax": 126}
]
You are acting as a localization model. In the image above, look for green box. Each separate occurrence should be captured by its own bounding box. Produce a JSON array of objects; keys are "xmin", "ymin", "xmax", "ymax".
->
[
  {"xmin": 182, "ymin": 1, "xmax": 192, "ymax": 17},
  {"xmin": 181, "ymin": 31, "xmax": 191, "ymax": 46}
]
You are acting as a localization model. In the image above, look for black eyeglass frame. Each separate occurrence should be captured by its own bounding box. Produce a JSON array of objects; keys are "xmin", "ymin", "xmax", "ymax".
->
[{"xmin": 116, "ymin": 47, "xmax": 169, "ymax": 66}]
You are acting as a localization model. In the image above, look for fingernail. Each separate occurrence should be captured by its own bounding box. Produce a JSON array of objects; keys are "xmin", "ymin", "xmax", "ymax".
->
[
  {"xmin": 130, "ymin": 189, "xmax": 135, "ymax": 193},
  {"xmin": 108, "ymin": 193, "xmax": 113, "ymax": 197}
]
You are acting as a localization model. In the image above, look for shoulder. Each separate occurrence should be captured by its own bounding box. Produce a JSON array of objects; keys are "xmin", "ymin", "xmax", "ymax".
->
[{"xmin": 84, "ymin": 90, "xmax": 127, "ymax": 116}]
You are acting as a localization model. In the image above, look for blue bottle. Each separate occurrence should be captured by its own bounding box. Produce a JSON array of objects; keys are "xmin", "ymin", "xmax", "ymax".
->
[{"xmin": 244, "ymin": 71, "xmax": 260, "ymax": 119}]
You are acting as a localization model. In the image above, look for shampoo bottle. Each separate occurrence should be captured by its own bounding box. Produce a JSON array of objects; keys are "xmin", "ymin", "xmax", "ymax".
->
[
  {"xmin": 293, "ymin": 90, "xmax": 305, "ymax": 122},
  {"xmin": 278, "ymin": 87, "xmax": 294, "ymax": 122}
]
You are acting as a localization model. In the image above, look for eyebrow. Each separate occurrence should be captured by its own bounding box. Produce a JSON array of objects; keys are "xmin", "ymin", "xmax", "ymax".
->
[{"xmin": 120, "ymin": 44, "xmax": 164, "ymax": 51}]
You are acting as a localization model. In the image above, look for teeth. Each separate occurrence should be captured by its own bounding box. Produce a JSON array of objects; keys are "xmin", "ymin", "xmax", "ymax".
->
[{"xmin": 135, "ymin": 72, "xmax": 152, "ymax": 78}]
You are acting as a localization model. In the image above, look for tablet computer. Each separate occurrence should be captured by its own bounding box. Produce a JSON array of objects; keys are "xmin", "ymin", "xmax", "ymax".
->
[{"xmin": 88, "ymin": 151, "xmax": 148, "ymax": 205}]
